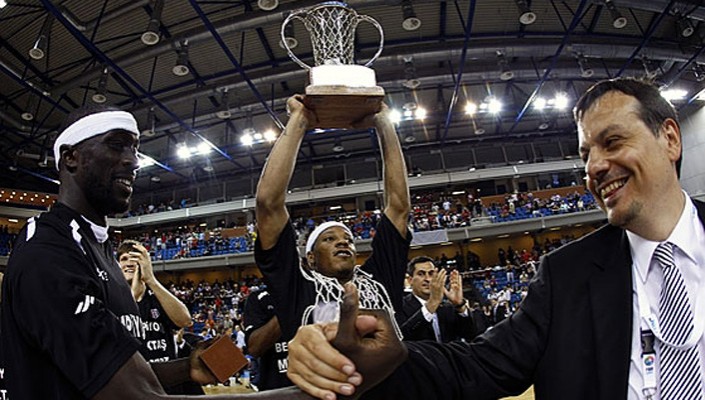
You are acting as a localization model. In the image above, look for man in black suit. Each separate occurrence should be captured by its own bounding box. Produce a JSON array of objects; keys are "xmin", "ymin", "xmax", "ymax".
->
[
  {"xmin": 399, "ymin": 256, "xmax": 475, "ymax": 343},
  {"xmin": 287, "ymin": 77, "xmax": 705, "ymax": 400}
]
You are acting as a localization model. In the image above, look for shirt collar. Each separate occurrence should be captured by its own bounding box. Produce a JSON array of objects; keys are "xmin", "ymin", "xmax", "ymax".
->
[
  {"xmin": 413, "ymin": 294, "xmax": 428, "ymax": 305},
  {"xmin": 627, "ymin": 192, "xmax": 697, "ymax": 282},
  {"xmin": 81, "ymin": 216, "xmax": 109, "ymax": 243}
]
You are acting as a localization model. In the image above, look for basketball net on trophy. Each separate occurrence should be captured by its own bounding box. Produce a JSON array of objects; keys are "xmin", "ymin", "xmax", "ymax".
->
[
  {"xmin": 281, "ymin": 1, "xmax": 385, "ymax": 129},
  {"xmin": 299, "ymin": 263, "xmax": 403, "ymax": 340}
]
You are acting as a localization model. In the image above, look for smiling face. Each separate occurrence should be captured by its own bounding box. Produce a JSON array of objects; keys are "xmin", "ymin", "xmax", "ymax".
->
[
  {"xmin": 119, "ymin": 251, "xmax": 138, "ymax": 283},
  {"xmin": 578, "ymin": 91, "xmax": 682, "ymax": 236},
  {"xmin": 307, "ymin": 226, "xmax": 356, "ymax": 283},
  {"xmin": 71, "ymin": 129, "xmax": 139, "ymax": 216}
]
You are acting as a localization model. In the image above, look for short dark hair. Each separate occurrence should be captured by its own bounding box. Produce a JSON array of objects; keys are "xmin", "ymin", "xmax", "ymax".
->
[
  {"xmin": 407, "ymin": 256, "xmax": 436, "ymax": 276},
  {"xmin": 573, "ymin": 77, "xmax": 682, "ymax": 176},
  {"xmin": 117, "ymin": 239, "xmax": 140, "ymax": 257}
]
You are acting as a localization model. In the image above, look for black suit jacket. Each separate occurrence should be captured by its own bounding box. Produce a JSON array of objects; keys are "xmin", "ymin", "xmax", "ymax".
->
[
  {"xmin": 369, "ymin": 199, "xmax": 705, "ymax": 400},
  {"xmin": 399, "ymin": 293, "xmax": 475, "ymax": 343}
]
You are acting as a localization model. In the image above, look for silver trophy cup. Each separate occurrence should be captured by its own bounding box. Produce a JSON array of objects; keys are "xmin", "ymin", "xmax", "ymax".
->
[{"xmin": 281, "ymin": 1, "xmax": 385, "ymax": 128}]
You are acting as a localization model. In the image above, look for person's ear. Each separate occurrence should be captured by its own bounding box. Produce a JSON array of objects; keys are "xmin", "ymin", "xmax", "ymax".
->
[
  {"xmin": 306, "ymin": 251, "xmax": 315, "ymax": 270},
  {"xmin": 60, "ymin": 144, "xmax": 79, "ymax": 172},
  {"xmin": 660, "ymin": 118, "xmax": 682, "ymax": 164}
]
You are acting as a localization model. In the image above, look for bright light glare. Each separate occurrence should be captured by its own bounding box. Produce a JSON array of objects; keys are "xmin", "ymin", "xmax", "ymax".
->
[
  {"xmin": 487, "ymin": 98, "xmax": 502, "ymax": 114},
  {"xmin": 465, "ymin": 102, "xmax": 477, "ymax": 116},
  {"xmin": 263, "ymin": 129, "xmax": 277, "ymax": 142},
  {"xmin": 197, "ymin": 142, "xmax": 211, "ymax": 155},
  {"xmin": 415, "ymin": 107, "xmax": 427, "ymax": 120},
  {"xmin": 533, "ymin": 97, "xmax": 547, "ymax": 110},
  {"xmin": 177, "ymin": 145, "xmax": 191, "ymax": 159},
  {"xmin": 389, "ymin": 109, "xmax": 402, "ymax": 124},
  {"xmin": 240, "ymin": 133, "xmax": 254, "ymax": 146},
  {"xmin": 660, "ymin": 88, "xmax": 688, "ymax": 102},
  {"xmin": 0, "ymin": 0, "xmax": 7, "ymax": 9},
  {"xmin": 254, "ymin": 132, "xmax": 263, "ymax": 141},
  {"xmin": 138, "ymin": 154, "xmax": 155, "ymax": 168},
  {"xmin": 403, "ymin": 109, "xmax": 414, "ymax": 118},
  {"xmin": 554, "ymin": 93, "xmax": 569, "ymax": 110}
]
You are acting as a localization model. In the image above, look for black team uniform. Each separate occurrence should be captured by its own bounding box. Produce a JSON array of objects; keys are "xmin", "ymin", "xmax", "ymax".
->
[
  {"xmin": 255, "ymin": 214, "xmax": 410, "ymax": 346},
  {"xmin": 1, "ymin": 204, "xmax": 144, "ymax": 399},
  {"xmin": 243, "ymin": 288, "xmax": 291, "ymax": 390},
  {"xmin": 138, "ymin": 289, "xmax": 178, "ymax": 363}
]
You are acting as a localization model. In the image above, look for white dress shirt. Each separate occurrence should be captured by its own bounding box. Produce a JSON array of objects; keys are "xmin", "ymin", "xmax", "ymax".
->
[{"xmin": 627, "ymin": 194, "xmax": 705, "ymax": 399}]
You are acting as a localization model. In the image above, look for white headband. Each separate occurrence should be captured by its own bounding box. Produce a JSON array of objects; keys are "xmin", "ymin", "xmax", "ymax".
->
[
  {"xmin": 54, "ymin": 110, "xmax": 139, "ymax": 170},
  {"xmin": 305, "ymin": 221, "xmax": 354, "ymax": 254}
]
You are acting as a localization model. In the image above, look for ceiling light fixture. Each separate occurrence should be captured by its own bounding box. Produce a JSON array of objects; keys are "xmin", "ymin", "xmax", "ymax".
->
[
  {"xmin": 258, "ymin": 0, "xmax": 279, "ymax": 11},
  {"xmin": 533, "ymin": 97, "xmax": 547, "ymax": 110},
  {"xmin": 402, "ymin": 90, "xmax": 417, "ymax": 111},
  {"xmin": 497, "ymin": 51, "xmax": 514, "ymax": 81},
  {"xmin": 141, "ymin": 0, "xmax": 164, "ymax": 45},
  {"xmin": 693, "ymin": 64, "xmax": 705, "ymax": 82},
  {"xmin": 21, "ymin": 95, "xmax": 36, "ymax": 121},
  {"xmin": 465, "ymin": 101, "xmax": 477, "ymax": 116},
  {"xmin": 402, "ymin": 56, "xmax": 420, "ymax": 89},
  {"xmin": 641, "ymin": 56, "xmax": 658, "ymax": 79},
  {"xmin": 172, "ymin": 40, "xmax": 190, "ymax": 76},
  {"xmin": 514, "ymin": 0, "xmax": 536, "ymax": 25},
  {"xmin": 605, "ymin": 0, "xmax": 627, "ymax": 29},
  {"xmin": 677, "ymin": 16, "xmax": 695, "ymax": 38},
  {"xmin": 487, "ymin": 97, "xmax": 502, "ymax": 114},
  {"xmin": 576, "ymin": 54, "xmax": 594, "ymax": 78},
  {"xmin": 401, "ymin": 0, "xmax": 421, "ymax": 31},
  {"xmin": 279, "ymin": 20, "xmax": 297, "ymax": 49},
  {"xmin": 29, "ymin": 15, "xmax": 54, "ymax": 60},
  {"xmin": 216, "ymin": 87, "xmax": 232, "ymax": 119},
  {"xmin": 91, "ymin": 67, "xmax": 109, "ymax": 104},
  {"xmin": 332, "ymin": 138, "xmax": 344, "ymax": 152},
  {"xmin": 553, "ymin": 93, "xmax": 569, "ymax": 110},
  {"xmin": 142, "ymin": 107, "xmax": 156, "ymax": 137}
]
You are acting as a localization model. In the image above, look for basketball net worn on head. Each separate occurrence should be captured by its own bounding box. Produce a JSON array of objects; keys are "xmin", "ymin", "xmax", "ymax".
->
[
  {"xmin": 54, "ymin": 111, "xmax": 139, "ymax": 170},
  {"xmin": 299, "ymin": 262, "xmax": 403, "ymax": 340}
]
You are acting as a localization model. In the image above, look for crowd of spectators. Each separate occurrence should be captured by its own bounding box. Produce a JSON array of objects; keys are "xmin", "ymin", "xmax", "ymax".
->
[{"xmin": 3, "ymin": 188, "xmax": 595, "ymax": 260}]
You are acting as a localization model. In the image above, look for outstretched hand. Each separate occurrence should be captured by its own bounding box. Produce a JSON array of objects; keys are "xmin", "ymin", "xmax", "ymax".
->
[
  {"xmin": 288, "ymin": 284, "xmax": 407, "ymax": 399},
  {"xmin": 189, "ymin": 337, "xmax": 219, "ymax": 385}
]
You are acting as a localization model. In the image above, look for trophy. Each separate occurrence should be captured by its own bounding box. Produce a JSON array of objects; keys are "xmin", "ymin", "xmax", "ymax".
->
[{"xmin": 281, "ymin": 1, "xmax": 385, "ymax": 128}]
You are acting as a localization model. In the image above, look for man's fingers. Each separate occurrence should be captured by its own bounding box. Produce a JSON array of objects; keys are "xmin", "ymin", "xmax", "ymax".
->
[{"xmin": 335, "ymin": 283, "xmax": 360, "ymax": 347}]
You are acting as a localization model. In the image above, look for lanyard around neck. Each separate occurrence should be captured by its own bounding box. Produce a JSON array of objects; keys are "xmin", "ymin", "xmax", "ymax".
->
[{"xmin": 633, "ymin": 262, "xmax": 705, "ymax": 350}]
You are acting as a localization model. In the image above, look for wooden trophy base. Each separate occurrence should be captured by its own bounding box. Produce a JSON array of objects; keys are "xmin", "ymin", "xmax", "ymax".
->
[{"xmin": 304, "ymin": 85, "xmax": 385, "ymax": 129}]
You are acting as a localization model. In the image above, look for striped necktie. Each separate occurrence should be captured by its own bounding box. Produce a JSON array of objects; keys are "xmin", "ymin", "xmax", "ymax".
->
[{"xmin": 655, "ymin": 242, "xmax": 702, "ymax": 400}]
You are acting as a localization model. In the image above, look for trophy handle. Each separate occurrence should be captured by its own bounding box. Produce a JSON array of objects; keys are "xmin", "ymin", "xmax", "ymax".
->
[
  {"xmin": 357, "ymin": 15, "xmax": 384, "ymax": 68},
  {"xmin": 281, "ymin": 11, "xmax": 311, "ymax": 70}
]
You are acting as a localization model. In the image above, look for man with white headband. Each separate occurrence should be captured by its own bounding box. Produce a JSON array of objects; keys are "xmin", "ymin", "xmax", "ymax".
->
[
  {"xmin": 254, "ymin": 95, "xmax": 411, "ymax": 391},
  {"xmin": 1, "ymin": 105, "xmax": 308, "ymax": 400}
]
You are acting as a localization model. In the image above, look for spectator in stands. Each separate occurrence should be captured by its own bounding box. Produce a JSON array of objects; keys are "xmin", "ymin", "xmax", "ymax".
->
[
  {"xmin": 399, "ymin": 256, "xmax": 474, "ymax": 343},
  {"xmin": 255, "ymin": 95, "xmax": 411, "ymax": 394}
]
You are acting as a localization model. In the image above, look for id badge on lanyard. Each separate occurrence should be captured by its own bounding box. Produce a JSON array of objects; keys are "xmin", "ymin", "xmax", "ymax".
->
[{"xmin": 640, "ymin": 330, "xmax": 657, "ymax": 400}]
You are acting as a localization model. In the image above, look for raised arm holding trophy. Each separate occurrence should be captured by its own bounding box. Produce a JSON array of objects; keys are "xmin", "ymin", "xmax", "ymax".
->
[{"xmin": 281, "ymin": 1, "xmax": 385, "ymax": 128}]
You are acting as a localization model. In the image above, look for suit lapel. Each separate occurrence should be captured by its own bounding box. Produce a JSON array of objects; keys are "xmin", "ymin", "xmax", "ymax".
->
[{"xmin": 588, "ymin": 225, "xmax": 633, "ymax": 398}]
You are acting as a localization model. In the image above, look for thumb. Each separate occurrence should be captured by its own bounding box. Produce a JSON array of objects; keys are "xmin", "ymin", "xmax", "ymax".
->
[{"xmin": 334, "ymin": 283, "xmax": 359, "ymax": 348}]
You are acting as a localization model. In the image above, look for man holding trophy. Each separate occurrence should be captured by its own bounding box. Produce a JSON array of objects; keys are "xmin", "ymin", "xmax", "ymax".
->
[{"xmin": 254, "ymin": 7, "xmax": 410, "ymax": 395}]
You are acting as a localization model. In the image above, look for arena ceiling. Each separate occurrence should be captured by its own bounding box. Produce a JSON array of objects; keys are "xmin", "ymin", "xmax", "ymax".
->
[{"xmin": 1, "ymin": 0, "xmax": 705, "ymax": 198}]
